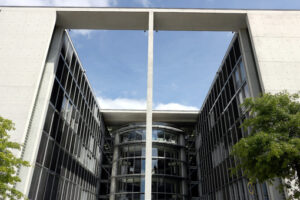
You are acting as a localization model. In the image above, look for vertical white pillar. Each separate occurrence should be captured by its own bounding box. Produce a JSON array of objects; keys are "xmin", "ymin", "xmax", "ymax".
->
[
  {"xmin": 145, "ymin": 11, "xmax": 154, "ymax": 200},
  {"xmin": 109, "ymin": 132, "xmax": 119, "ymax": 200}
]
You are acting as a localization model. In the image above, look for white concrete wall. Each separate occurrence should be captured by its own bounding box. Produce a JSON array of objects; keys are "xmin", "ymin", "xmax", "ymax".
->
[
  {"xmin": 247, "ymin": 11, "xmax": 300, "ymax": 94},
  {"xmin": 247, "ymin": 11, "xmax": 300, "ymax": 199},
  {"xmin": 0, "ymin": 8, "xmax": 56, "ymax": 195},
  {"xmin": 0, "ymin": 8, "xmax": 56, "ymax": 155}
]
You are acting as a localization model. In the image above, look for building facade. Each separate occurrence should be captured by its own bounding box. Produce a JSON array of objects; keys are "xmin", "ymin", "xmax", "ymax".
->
[
  {"xmin": 1, "ymin": 7, "xmax": 300, "ymax": 200},
  {"xmin": 110, "ymin": 123, "xmax": 188, "ymax": 199}
]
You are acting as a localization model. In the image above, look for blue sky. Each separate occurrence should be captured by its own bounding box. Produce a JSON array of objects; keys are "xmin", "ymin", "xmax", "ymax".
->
[{"xmin": 2, "ymin": 0, "xmax": 300, "ymax": 110}]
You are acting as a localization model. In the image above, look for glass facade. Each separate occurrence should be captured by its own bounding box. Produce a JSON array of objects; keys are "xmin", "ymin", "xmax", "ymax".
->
[
  {"xmin": 195, "ymin": 35, "xmax": 268, "ymax": 199},
  {"xmin": 27, "ymin": 29, "xmax": 276, "ymax": 200},
  {"xmin": 112, "ymin": 124, "xmax": 187, "ymax": 200},
  {"xmin": 28, "ymin": 31, "xmax": 112, "ymax": 200}
]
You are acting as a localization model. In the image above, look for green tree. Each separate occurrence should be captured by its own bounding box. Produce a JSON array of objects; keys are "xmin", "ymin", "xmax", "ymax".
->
[
  {"xmin": 231, "ymin": 92, "xmax": 300, "ymax": 199},
  {"xmin": 0, "ymin": 116, "xmax": 29, "ymax": 199}
]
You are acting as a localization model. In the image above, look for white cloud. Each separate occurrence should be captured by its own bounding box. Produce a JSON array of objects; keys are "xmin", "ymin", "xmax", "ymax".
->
[
  {"xmin": 155, "ymin": 103, "xmax": 198, "ymax": 111},
  {"xmin": 97, "ymin": 97, "xmax": 147, "ymax": 110},
  {"xmin": 0, "ymin": 0, "xmax": 112, "ymax": 7},
  {"xmin": 97, "ymin": 96, "xmax": 199, "ymax": 110}
]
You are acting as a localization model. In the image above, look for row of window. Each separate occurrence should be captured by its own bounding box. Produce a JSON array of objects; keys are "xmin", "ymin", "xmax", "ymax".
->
[
  {"xmin": 114, "ymin": 124, "xmax": 185, "ymax": 199},
  {"xmin": 29, "ymin": 31, "xmax": 108, "ymax": 200},
  {"xmin": 116, "ymin": 177, "xmax": 183, "ymax": 198},
  {"xmin": 116, "ymin": 157, "xmax": 184, "ymax": 176},
  {"xmin": 119, "ymin": 144, "xmax": 180, "ymax": 159},
  {"xmin": 120, "ymin": 128, "xmax": 179, "ymax": 144},
  {"xmin": 196, "ymin": 36, "xmax": 257, "ymax": 199}
]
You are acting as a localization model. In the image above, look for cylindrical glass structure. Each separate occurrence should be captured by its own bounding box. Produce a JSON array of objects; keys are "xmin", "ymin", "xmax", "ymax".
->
[{"xmin": 111, "ymin": 123, "xmax": 187, "ymax": 200}]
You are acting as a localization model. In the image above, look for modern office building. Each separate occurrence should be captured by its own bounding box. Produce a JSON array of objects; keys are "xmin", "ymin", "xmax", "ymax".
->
[{"xmin": 0, "ymin": 6, "xmax": 300, "ymax": 200}]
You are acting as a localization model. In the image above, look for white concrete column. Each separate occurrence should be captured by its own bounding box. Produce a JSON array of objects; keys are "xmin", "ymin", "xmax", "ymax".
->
[
  {"xmin": 180, "ymin": 134, "xmax": 188, "ymax": 196},
  {"xmin": 110, "ymin": 132, "xmax": 120, "ymax": 200},
  {"xmin": 145, "ymin": 11, "xmax": 154, "ymax": 200}
]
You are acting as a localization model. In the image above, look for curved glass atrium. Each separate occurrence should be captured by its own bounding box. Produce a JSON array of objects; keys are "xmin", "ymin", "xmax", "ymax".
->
[{"xmin": 110, "ymin": 123, "xmax": 187, "ymax": 200}]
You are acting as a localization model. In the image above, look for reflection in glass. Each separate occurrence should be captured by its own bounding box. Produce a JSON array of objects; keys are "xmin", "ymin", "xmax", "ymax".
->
[{"xmin": 115, "ymin": 124, "xmax": 184, "ymax": 199}]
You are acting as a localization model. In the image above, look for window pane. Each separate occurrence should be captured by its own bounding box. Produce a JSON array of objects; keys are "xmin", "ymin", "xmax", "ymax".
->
[
  {"xmin": 28, "ymin": 165, "xmax": 42, "ymax": 199},
  {"xmin": 141, "ymin": 159, "xmax": 145, "ymax": 173},
  {"xmin": 36, "ymin": 168, "xmax": 48, "ymax": 200},
  {"xmin": 44, "ymin": 138, "xmax": 54, "ymax": 168},
  {"xmin": 36, "ymin": 133, "xmax": 48, "ymax": 164},
  {"xmin": 239, "ymin": 61, "xmax": 246, "ymax": 82},
  {"xmin": 44, "ymin": 106, "xmax": 54, "ymax": 133},
  {"xmin": 234, "ymin": 69, "xmax": 241, "ymax": 88}
]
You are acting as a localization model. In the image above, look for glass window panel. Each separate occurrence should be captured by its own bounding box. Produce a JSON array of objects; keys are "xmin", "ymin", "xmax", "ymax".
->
[
  {"xmin": 56, "ymin": 118, "xmax": 63, "ymax": 144},
  {"xmin": 234, "ymin": 69, "xmax": 241, "ymax": 89},
  {"xmin": 28, "ymin": 165, "xmax": 42, "ymax": 199},
  {"xmin": 121, "ymin": 133, "xmax": 128, "ymax": 143},
  {"xmin": 128, "ymin": 146, "xmax": 135, "ymax": 157},
  {"xmin": 157, "ymin": 129, "xmax": 164, "ymax": 142},
  {"xmin": 244, "ymin": 84, "xmax": 250, "ymax": 98},
  {"xmin": 60, "ymin": 123, "xmax": 68, "ymax": 148},
  {"xmin": 65, "ymin": 73, "xmax": 73, "ymax": 95},
  {"xmin": 134, "ymin": 158, "xmax": 141, "ymax": 174},
  {"xmin": 50, "ymin": 175, "xmax": 59, "ymax": 199},
  {"xmin": 50, "ymin": 144, "xmax": 59, "ymax": 171},
  {"xmin": 128, "ymin": 131, "xmax": 136, "ymax": 141},
  {"xmin": 152, "ymin": 178, "xmax": 158, "ymax": 193},
  {"xmin": 56, "ymin": 149, "xmax": 64, "ymax": 174},
  {"xmin": 127, "ymin": 158, "xmax": 134, "ymax": 174},
  {"xmin": 61, "ymin": 96, "xmax": 68, "ymax": 119},
  {"xmin": 234, "ymin": 39, "xmax": 241, "ymax": 59},
  {"xmin": 36, "ymin": 168, "xmax": 48, "ymax": 200},
  {"xmin": 50, "ymin": 80, "xmax": 59, "ymax": 106},
  {"xmin": 229, "ymin": 49, "xmax": 236, "ymax": 69},
  {"xmin": 133, "ymin": 177, "xmax": 141, "ymax": 192},
  {"xmin": 56, "ymin": 87, "xmax": 64, "ymax": 112},
  {"xmin": 167, "ymin": 160, "xmax": 174, "ymax": 175},
  {"xmin": 157, "ymin": 159, "xmax": 164, "ymax": 174},
  {"xmin": 44, "ymin": 106, "xmax": 54, "ymax": 133},
  {"xmin": 135, "ymin": 145, "xmax": 142, "ymax": 157},
  {"xmin": 141, "ymin": 159, "xmax": 145, "ymax": 174},
  {"xmin": 65, "ymin": 129, "xmax": 72, "ymax": 151},
  {"xmin": 158, "ymin": 147, "xmax": 164, "ymax": 157},
  {"xmin": 44, "ymin": 138, "xmax": 54, "ymax": 168},
  {"xmin": 126, "ymin": 178, "xmax": 133, "ymax": 192},
  {"xmin": 152, "ymin": 159, "xmax": 158, "ymax": 174},
  {"xmin": 50, "ymin": 112, "xmax": 59, "ymax": 139},
  {"xmin": 238, "ymin": 90, "xmax": 244, "ymax": 105},
  {"xmin": 239, "ymin": 61, "xmax": 246, "ymax": 82},
  {"xmin": 140, "ymin": 177, "xmax": 145, "ymax": 193},
  {"xmin": 152, "ymin": 148, "xmax": 158, "ymax": 157},
  {"xmin": 44, "ymin": 173, "xmax": 54, "ymax": 200},
  {"xmin": 56, "ymin": 56, "xmax": 64, "ymax": 80},
  {"xmin": 157, "ymin": 178, "xmax": 165, "ymax": 193},
  {"xmin": 60, "ymin": 64, "xmax": 68, "ymax": 87},
  {"xmin": 165, "ymin": 180, "xmax": 172, "ymax": 193},
  {"xmin": 36, "ymin": 133, "xmax": 48, "ymax": 164},
  {"xmin": 152, "ymin": 129, "xmax": 158, "ymax": 140},
  {"xmin": 118, "ymin": 159, "xmax": 126, "ymax": 175}
]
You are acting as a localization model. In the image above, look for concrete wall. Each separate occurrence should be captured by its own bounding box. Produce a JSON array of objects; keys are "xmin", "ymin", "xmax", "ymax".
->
[
  {"xmin": 245, "ymin": 12, "xmax": 300, "ymax": 199},
  {"xmin": 247, "ymin": 11, "xmax": 300, "ymax": 94},
  {"xmin": 0, "ymin": 8, "xmax": 56, "ymax": 152},
  {"xmin": 0, "ymin": 8, "xmax": 56, "ymax": 195}
]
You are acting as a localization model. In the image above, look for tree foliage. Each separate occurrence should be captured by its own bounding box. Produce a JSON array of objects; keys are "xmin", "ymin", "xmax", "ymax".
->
[
  {"xmin": 231, "ymin": 92, "xmax": 300, "ymax": 199},
  {"xmin": 0, "ymin": 116, "xmax": 29, "ymax": 199}
]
